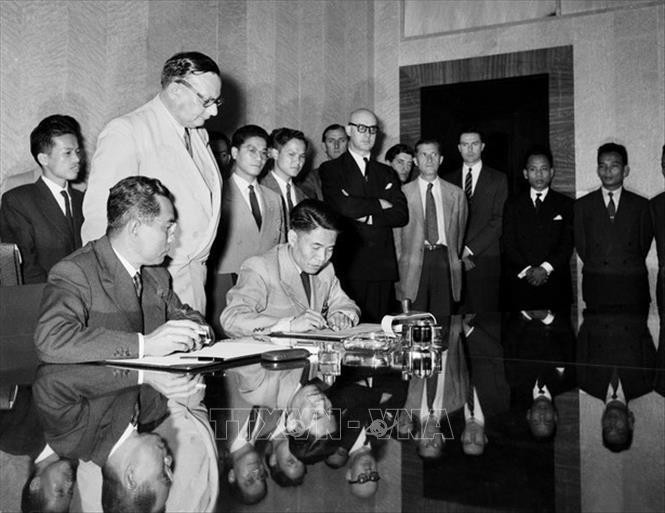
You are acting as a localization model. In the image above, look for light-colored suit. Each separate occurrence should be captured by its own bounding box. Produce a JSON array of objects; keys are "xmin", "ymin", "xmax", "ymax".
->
[
  {"xmin": 394, "ymin": 178, "xmax": 468, "ymax": 303},
  {"xmin": 213, "ymin": 177, "xmax": 284, "ymax": 275},
  {"xmin": 81, "ymin": 95, "xmax": 222, "ymax": 312},
  {"xmin": 220, "ymin": 243, "xmax": 360, "ymax": 337}
]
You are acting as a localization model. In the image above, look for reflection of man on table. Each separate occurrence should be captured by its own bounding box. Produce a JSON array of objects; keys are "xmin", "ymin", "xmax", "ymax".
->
[{"xmin": 220, "ymin": 199, "xmax": 360, "ymax": 338}]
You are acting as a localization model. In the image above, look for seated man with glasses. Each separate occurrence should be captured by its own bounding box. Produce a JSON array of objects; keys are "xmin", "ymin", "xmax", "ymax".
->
[
  {"xmin": 208, "ymin": 124, "xmax": 285, "ymax": 338},
  {"xmin": 82, "ymin": 51, "xmax": 224, "ymax": 314},
  {"xmin": 346, "ymin": 437, "xmax": 380, "ymax": 499}
]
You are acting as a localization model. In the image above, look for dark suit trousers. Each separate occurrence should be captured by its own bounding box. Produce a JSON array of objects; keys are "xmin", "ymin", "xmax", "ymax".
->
[
  {"xmin": 413, "ymin": 246, "xmax": 451, "ymax": 322},
  {"xmin": 463, "ymin": 255, "xmax": 500, "ymax": 314},
  {"xmin": 342, "ymin": 279, "xmax": 394, "ymax": 323}
]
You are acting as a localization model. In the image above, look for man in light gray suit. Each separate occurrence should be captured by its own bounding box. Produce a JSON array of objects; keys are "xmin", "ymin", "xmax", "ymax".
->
[
  {"xmin": 395, "ymin": 139, "xmax": 467, "ymax": 321},
  {"xmin": 208, "ymin": 125, "xmax": 284, "ymax": 337},
  {"xmin": 81, "ymin": 52, "xmax": 223, "ymax": 313}
]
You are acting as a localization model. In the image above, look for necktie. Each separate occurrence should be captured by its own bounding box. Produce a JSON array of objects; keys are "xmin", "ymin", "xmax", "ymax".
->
[
  {"xmin": 248, "ymin": 185, "xmax": 262, "ymax": 229},
  {"xmin": 300, "ymin": 271, "xmax": 311, "ymax": 306},
  {"xmin": 611, "ymin": 367, "xmax": 619, "ymax": 400},
  {"xmin": 607, "ymin": 192, "xmax": 616, "ymax": 221},
  {"xmin": 286, "ymin": 183, "xmax": 294, "ymax": 213},
  {"xmin": 183, "ymin": 128, "xmax": 193, "ymax": 158},
  {"xmin": 535, "ymin": 192, "xmax": 543, "ymax": 211},
  {"xmin": 363, "ymin": 157, "xmax": 369, "ymax": 181},
  {"xmin": 60, "ymin": 190, "xmax": 75, "ymax": 235},
  {"xmin": 464, "ymin": 168, "xmax": 473, "ymax": 200},
  {"xmin": 132, "ymin": 272, "xmax": 142, "ymax": 299},
  {"xmin": 425, "ymin": 183, "xmax": 439, "ymax": 244}
]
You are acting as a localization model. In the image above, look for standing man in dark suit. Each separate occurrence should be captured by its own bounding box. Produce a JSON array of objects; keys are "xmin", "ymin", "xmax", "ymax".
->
[
  {"xmin": 34, "ymin": 176, "xmax": 210, "ymax": 363},
  {"xmin": 502, "ymin": 147, "xmax": 574, "ymax": 310},
  {"xmin": 261, "ymin": 127, "xmax": 309, "ymax": 233},
  {"xmin": 650, "ymin": 145, "xmax": 665, "ymax": 314},
  {"xmin": 320, "ymin": 108, "xmax": 408, "ymax": 322},
  {"xmin": 575, "ymin": 143, "xmax": 653, "ymax": 311},
  {"xmin": 0, "ymin": 115, "xmax": 84, "ymax": 283},
  {"xmin": 443, "ymin": 128, "xmax": 508, "ymax": 313}
]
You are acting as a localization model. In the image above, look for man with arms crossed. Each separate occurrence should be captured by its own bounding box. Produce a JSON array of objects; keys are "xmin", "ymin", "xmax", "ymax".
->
[{"xmin": 81, "ymin": 51, "xmax": 223, "ymax": 312}]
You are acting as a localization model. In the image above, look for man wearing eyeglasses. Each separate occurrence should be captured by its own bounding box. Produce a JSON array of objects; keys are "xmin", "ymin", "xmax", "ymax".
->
[
  {"xmin": 81, "ymin": 51, "xmax": 223, "ymax": 314},
  {"xmin": 320, "ymin": 108, "xmax": 408, "ymax": 323}
]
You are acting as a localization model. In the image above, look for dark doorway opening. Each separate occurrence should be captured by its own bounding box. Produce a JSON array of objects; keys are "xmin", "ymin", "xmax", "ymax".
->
[{"xmin": 420, "ymin": 74, "xmax": 549, "ymax": 195}]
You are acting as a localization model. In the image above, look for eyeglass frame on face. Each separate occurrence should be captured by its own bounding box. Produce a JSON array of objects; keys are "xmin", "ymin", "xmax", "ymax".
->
[
  {"xmin": 347, "ymin": 471, "xmax": 380, "ymax": 484},
  {"xmin": 174, "ymin": 78, "xmax": 223, "ymax": 109},
  {"xmin": 348, "ymin": 122, "xmax": 379, "ymax": 135},
  {"xmin": 240, "ymin": 144, "xmax": 269, "ymax": 161}
]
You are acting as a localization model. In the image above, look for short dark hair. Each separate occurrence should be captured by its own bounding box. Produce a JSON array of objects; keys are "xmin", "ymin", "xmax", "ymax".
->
[
  {"xmin": 231, "ymin": 125, "xmax": 269, "ymax": 150},
  {"xmin": 266, "ymin": 451, "xmax": 306, "ymax": 487},
  {"xmin": 385, "ymin": 143, "xmax": 415, "ymax": 162},
  {"xmin": 209, "ymin": 131, "xmax": 230, "ymax": 148},
  {"xmin": 414, "ymin": 138, "xmax": 442, "ymax": 154},
  {"xmin": 459, "ymin": 126, "xmax": 484, "ymax": 142},
  {"xmin": 602, "ymin": 406, "xmax": 634, "ymax": 453},
  {"xmin": 523, "ymin": 145, "xmax": 554, "ymax": 168},
  {"xmin": 598, "ymin": 142, "xmax": 628, "ymax": 166},
  {"xmin": 269, "ymin": 127, "xmax": 308, "ymax": 151},
  {"xmin": 101, "ymin": 466, "xmax": 162, "ymax": 513},
  {"xmin": 29, "ymin": 115, "xmax": 80, "ymax": 165},
  {"xmin": 106, "ymin": 176, "xmax": 173, "ymax": 236},
  {"xmin": 321, "ymin": 124, "xmax": 346, "ymax": 142},
  {"xmin": 290, "ymin": 199, "xmax": 342, "ymax": 233},
  {"xmin": 160, "ymin": 51, "xmax": 220, "ymax": 88}
]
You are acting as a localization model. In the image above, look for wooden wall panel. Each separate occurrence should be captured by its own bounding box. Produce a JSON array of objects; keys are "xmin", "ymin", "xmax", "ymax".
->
[{"xmin": 399, "ymin": 46, "xmax": 575, "ymax": 196}]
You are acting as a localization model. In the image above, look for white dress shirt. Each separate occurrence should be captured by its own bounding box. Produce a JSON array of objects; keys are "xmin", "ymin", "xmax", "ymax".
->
[
  {"xmin": 462, "ymin": 160, "xmax": 483, "ymax": 196},
  {"xmin": 41, "ymin": 175, "xmax": 70, "ymax": 216},
  {"xmin": 601, "ymin": 186, "xmax": 622, "ymax": 209},
  {"xmin": 271, "ymin": 171, "xmax": 296, "ymax": 207},
  {"xmin": 232, "ymin": 172, "xmax": 263, "ymax": 216}
]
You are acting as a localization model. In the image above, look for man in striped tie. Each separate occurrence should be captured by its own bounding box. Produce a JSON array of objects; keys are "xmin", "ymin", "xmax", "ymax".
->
[{"xmin": 443, "ymin": 128, "xmax": 508, "ymax": 313}]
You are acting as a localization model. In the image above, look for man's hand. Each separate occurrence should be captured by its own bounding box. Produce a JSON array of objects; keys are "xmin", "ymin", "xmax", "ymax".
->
[
  {"xmin": 526, "ymin": 266, "xmax": 548, "ymax": 286},
  {"xmin": 327, "ymin": 312, "xmax": 352, "ymax": 331},
  {"xmin": 144, "ymin": 371, "xmax": 203, "ymax": 398},
  {"xmin": 290, "ymin": 309, "xmax": 327, "ymax": 332},
  {"xmin": 144, "ymin": 319, "xmax": 202, "ymax": 356},
  {"xmin": 379, "ymin": 199, "xmax": 393, "ymax": 210}
]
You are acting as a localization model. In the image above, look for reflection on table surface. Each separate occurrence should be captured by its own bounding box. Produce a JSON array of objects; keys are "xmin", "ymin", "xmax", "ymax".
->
[{"xmin": 1, "ymin": 309, "xmax": 664, "ymax": 512}]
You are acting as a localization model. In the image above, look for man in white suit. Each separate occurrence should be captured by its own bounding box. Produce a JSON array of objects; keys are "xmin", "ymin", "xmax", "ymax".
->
[
  {"xmin": 81, "ymin": 51, "xmax": 223, "ymax": 313},
  {"xmin": 394, "ymin": 139, "xmax": 468, "ymax": 321}
]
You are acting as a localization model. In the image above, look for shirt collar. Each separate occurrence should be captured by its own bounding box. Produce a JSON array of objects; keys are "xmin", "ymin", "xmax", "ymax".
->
[
  {"xmin": 41, "ymin": 175, "xmax": 68, "ymax": 195},
  {"xmin": 108, "ymin": 423, "xmax": 138, "ymax": 459},
  {"xmin": 418, "ymin": 175, "xmax": 439, "ymax": 188},
  {"xmin": 465, "ymin": 160, "xmax": 482, "ymax": 174},
  {"xmin": 271, "ymin": 170, "xmax": 292, "ymax": 187},
  {"xmin": 232, "ymin": 171, "xmax": 258, "ymax": 188},
  {"xmin": 530, "ymin": 187, "xmax": 549, "ymax": 202},
  {"xmin": 348, "ymin": 148, "xmax": 369, "ymax": 172},
  {"xmin": 533, "ymin": 382, "xmax": 552, "ymax": 400},
  {"xmin": 112, "ymin": 247, "xmax": 139, "ymax": 278},
  {"xmin": 601, "ymin": 186, "xmax": 622, "ymax": 201}
]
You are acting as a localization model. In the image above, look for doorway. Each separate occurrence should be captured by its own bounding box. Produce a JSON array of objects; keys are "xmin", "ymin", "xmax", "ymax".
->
[{"xmin": 420, "ymin": 74, "xmax": 550, "ymax": 194}]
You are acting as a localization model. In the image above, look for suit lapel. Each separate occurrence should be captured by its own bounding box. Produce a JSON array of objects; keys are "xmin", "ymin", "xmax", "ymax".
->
[
  {"xmin": 35, "ymin": 178, "xmax": 75, "ymax": 244},
  {"xmin": 96, "ymin": 237, "xmax": 144, "ymax": 332},
  {"xmin": 277, "ymin": 245, "xmax": 310, "ymax": 311},
  {"xmin": 439, "ymin": 181, "xmax": 456, "ymax": 246}
]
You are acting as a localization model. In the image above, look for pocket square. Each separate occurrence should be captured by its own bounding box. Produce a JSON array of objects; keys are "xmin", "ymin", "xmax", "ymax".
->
[
  {"xmin": 553, "ymin": 215, "xmax": 563, "ymax": 220},
  {"xmin": 385, "ymin": 183, "xmax": 393, "ymax": 190}
]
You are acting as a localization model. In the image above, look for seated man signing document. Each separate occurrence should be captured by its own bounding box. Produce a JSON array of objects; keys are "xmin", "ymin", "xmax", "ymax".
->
[
  {"xmin": 35, "ymin": 176, "xmax": 211, "ymax": 363},
  {"xmin": 220, "ymin": 199, "xmax": 360, "ymax": 337}
]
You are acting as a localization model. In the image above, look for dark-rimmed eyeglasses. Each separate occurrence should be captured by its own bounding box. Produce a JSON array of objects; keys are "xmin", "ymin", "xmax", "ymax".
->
[
  {"xmin": 348, "ymin": 122, "xmax": 379, "ymax": 134},
  {"xmin": 175, "ymin": 78, "xmax": 223, "ymax": 109},
  {"xmin": 347, "ymin": 471, "xmax": 380, "ymax": 484}
]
